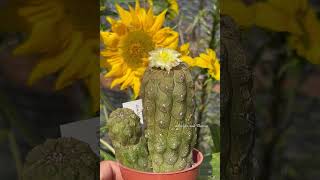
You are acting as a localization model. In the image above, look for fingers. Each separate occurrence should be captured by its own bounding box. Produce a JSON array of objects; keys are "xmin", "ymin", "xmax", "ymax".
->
[
  {"xmin": 100, "ymin": 161, "xmax": 113, "ymax": 180},
  {"xmin": 100, "ymin": 161, "xmax": 123, "ymax": 180},
  {"xmin": 109, "ymin": 161, "xmax": 123, "ymax": 180}
]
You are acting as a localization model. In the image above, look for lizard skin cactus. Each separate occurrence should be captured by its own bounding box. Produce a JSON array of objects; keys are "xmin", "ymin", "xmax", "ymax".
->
[
  {"xmin": 106, "ymin": 108, "xmax": 151, "ymax": 171},
  {"xmin": 22, "ymin": 137, "xmax": 99, "ymax": 180},
  {"xmin": 140, "ymin": 63, "xmax": 197, "ymax": 173}
]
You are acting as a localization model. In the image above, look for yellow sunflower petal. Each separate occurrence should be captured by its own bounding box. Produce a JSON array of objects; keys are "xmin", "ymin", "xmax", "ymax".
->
[
  {"xmin": 192, "ymin": 48, "xmax": 220, "ymax": 80},
  {"xmin": 110, "ymin": 69, "xmax": 132, "ymax": 88},
  {"xmin": 181, "ymin": 55, "xmax": 195, "ymax": 67},
  {"xmin": 100, "ymin": 49, "xmax": 120, "ymax": 59},
  {"xmin": 105, "ymin": 56, "xmax": 123, "ymax": 65},
  {"xmin": 120, "ymin": 71, "xmax": 134, "ymax": 90},
  {"xmin": 134, "ymin": 66, "xmax": 147, "ymax": 77},
  {"xmin": 148, "ymin": 0, "xmax": 153, "ymax": 6},
  {"xmin": 167, "ymin": 0, "xmax": 179, "ymax": 19},
  {"xmin": 106, "ymin": 17, "xmax": 116, "ymax": 26},
  {"xmin": 132, "ymin": 77, "xmax": 141, "ymax": 98},
  {"xmin": 168, "ymin": 0, "xmax": 179, "ymax": 15},
  {"xmin": 159, "ymin": 31, "xmax": 179, "ymax": 48},
  {"xmin": 135, "ymin": 0, "xmax": 141, "ymax": 12},
  {"xmin": 179, "ymin": 43, "xmax": 190, "ymax": 56},
  {"xmin": 144, "ymin": 7, "xmax": 155, "ymax": 31},
  {"xmin": 115, "ymin": 4, "xmax": 132, "ymax": 25},
  {"xmin": 221, "ymin": 0, "xmax": 255, "ymax": 27},
  {"xmin": 129, "ymin": 5, "xmax": 142, "ymax": 30},
  {"xmin": 194, "ymin": 57, "xmax": 211, "ymax": 69},
  {"xmin": 100, "ymin": 31, "xmax": 119, "ymax": 47},
  {"xmin": 28, "ymin": 32, "xmax": 83, "ymax": 85},
  {"xmin": 153, "ymin": 27, "xmax": 179, "ymax": 48},
  {"xmin": 55, "ymin": 39, "xmax": 98, "ymax": 90},
  {"xmin": 212, "ymin": 61, "xmax": 221, "ymax": 80},
  {"xmin": 19, "ymin": 2, "xmax": 61, "ymax": 23},
  {"xmin": 150, "ymin": 9, "xmax": 167, "ymax": 33},
  {"xmin": 14, "ymin": 19, "xmax": 67, "ymax": 55},
  {"xmin": 105, "ymin": 63, "xmax": 124, "ymax": 78}
]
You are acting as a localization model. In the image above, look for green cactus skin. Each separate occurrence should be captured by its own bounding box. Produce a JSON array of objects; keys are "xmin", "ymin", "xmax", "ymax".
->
[
  {"xmin": 22, "ymin": 137, "xmax": 99, "ymax": 180},
  {"xmin": 106, "ymin": 108, "xmax": 151, "ymax": 171},
  {"xmin": 141, "ymin": 64, "xmax": 197, "ymax": 173}
]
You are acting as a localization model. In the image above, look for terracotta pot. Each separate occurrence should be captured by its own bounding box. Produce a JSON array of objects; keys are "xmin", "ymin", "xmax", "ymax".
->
[{"xmin": 118, "ymin": 149, "xmax": 204, "ymax": 180}]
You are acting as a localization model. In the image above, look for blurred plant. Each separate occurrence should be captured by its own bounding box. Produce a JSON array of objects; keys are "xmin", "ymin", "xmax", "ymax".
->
[
  {"xmin": 148, "ymin": 0, "xmax": 179, "ymax": 19},
  {"xmin": 211, "ymin": 153, "xmax": 220, "ymax": 180},
  {"xmin": 0, "ymin": 0, "xmax": 100, "ymax": 111},
  {"xmin": 176, "ymin": 0, "xmax": 220, "ymax": 158},
  {"xmin": 222, "ymin": 0, "xmax": 320, "ymax": 64},
  {"xmin": 0, "ymin": 89, "xmax": 43, "ymax": 179}
]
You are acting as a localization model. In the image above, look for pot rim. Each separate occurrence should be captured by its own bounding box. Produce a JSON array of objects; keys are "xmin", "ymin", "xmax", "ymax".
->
[{"xmin": 117, "ymin": 148, "xmax": 204, "ymax": 175}]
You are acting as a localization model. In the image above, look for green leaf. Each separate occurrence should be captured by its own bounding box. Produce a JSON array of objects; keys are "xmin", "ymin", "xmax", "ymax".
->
[
  {"xmin": 100, "ymin": 139, "xmax": 115, "ymax": 155},
  {"xmin": 278, "ymin": 58, "xmax": 299, "ymax": 77},
  {"xmin": 100, "ymin": 150, "xmax": 115, "ymax": 161},
  {"xmin": 211, "ymin": 153, "xmax": 220, "ymax": 180},
  {"xmin": 209, "ymin": 124, "xmax": 220, "ymax": 153},
  {"xmin": 198, "ymin": 154, "xmax": 213, "ymax": 179}
]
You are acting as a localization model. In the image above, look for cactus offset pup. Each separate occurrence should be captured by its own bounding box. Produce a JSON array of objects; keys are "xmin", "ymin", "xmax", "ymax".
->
[
  {"xmin": 106, "ymin": 48, "xmax": 197, "ymax": 173},
  {"xmin": 106, "ymin": 108, "xmax": 150, "ymax": 171}
]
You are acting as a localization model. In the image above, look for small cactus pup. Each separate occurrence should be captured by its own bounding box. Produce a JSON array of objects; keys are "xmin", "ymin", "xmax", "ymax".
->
[
  {"xmin": 141, "ymin": 48, "xmax": 197, "ymax": 172},
  {"xmin": 22, "ymin": 137, "xmax": 99, "ymax": 180},
  {"xmin": 106, "ymin": 108, "xmax": 151, "ymax": 171}
]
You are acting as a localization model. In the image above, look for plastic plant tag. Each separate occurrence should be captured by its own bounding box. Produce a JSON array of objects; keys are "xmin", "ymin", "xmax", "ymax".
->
[
  {"xmin": 60, "ymin": 117, "xmax": 99, "ymax": 155},
  {"xmin": 122, "ymin": 99, "xmax": 144, "ymax": 124}
]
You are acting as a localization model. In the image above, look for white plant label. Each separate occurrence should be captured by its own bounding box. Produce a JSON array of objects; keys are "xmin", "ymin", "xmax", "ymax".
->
[
  {"xmin": 60, "ymin": 117, "xmax": 99, "ymax": 155},
  {"xmin": 122, "ymin": 99, "xmax": 144, "ymax": 124}
]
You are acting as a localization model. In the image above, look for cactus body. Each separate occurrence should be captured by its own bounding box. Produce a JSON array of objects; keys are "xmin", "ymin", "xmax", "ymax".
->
[
  {"xmin": 141, "ymin": 64, "xmax": 197, "ymax": 172},
  {"xmin": 106, "ymin": 108, "xmax": 151, "ymax": 171},
  {"xmin": 22, "ymin": 137, "xmax": 99, "ymax": 180}
]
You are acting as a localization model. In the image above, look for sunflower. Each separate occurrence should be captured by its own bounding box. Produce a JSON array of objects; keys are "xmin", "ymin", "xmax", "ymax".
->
[
  {"xmin": 148, "ymin": 0, "xmax": 179, "ymax": 19},
  {"xmin": 222, "ymin": 0, "xmax": 320, "ymax": 64},
  {"xmin": 101, "ymin": 0, "xmax": 179, "ymax": 97},
  {"xmin": 182, "ymin": 48, "xmax": 220, "ymax": 81},
  {"xmin": 288, "ymin": 9, "xmax": 320, "ymax": 64},
  {"xmin": 1, "ymin": 0, "xmax": 99, "ymax": 111}
]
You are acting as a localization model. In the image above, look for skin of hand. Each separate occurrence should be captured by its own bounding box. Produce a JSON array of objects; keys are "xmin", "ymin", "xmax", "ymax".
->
[{"xmin": 100, "ymin": 161, "xmax": 123, "ymax": 180}]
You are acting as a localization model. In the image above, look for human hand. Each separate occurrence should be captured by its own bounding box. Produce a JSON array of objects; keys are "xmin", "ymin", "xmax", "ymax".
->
[{"xmin": 100, "ymin": 161, "xmax": 123, "ymax": 180}]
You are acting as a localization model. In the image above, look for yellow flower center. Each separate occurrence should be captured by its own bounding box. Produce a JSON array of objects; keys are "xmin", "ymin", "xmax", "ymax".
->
[
  {"xmin": 121, "ymin": 31, "xmax": 155, "ymax": 67},
  {"xmin": 159, "ymin": 51, "xmax": 171, "ymax": 62}
]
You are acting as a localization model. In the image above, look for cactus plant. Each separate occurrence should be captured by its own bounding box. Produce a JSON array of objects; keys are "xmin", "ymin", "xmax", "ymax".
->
[
  {"xmin": 140, "ymin": 63, "xmax": 196, "ymax": 172},
  {"xmin": 105, "ymin": 48, "xmax": 197, "ymax": 173},
  {"xmin": 106, "ymin": 108, "xmax": 150, "ymax": 171},
  {"xmin": 22, "ymin": 137, "xmax": 99, "ymax": 180}
]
